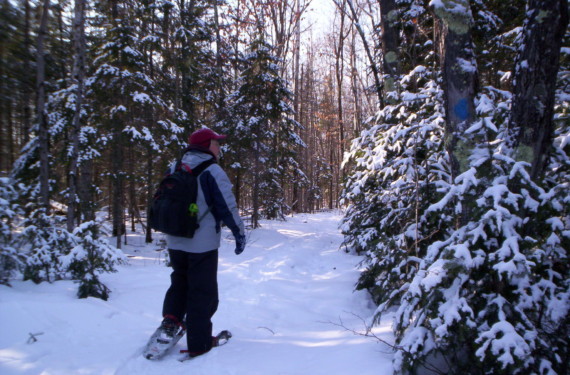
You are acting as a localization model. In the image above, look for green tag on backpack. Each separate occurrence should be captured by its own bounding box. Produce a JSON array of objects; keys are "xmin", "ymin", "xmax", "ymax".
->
[{"xmin": 188, "ymin": 203, "xmax": 198, "ymax": 216}]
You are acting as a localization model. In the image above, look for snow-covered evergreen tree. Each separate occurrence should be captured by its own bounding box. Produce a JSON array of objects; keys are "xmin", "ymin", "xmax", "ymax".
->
[
  {"xmin": 0, "ymin": 178, "xmax": 23, "ymax": 285},
  {"xmin": 226, "ymin": 33, "xmax": 306, "ymax": 225},
  {"xmin": 20, "ymin": 209, "xmax": 75, "ymax": 284},
  {"xmin": 387, "ymin": 86, "xmax": 568, "ymax": 375},
  {"xmin": 342, "ymin": 1, "xmax": 569, "ymax": 374},
  {"xmin": 87, "ymin": 1, "xmax": 184, "ymax": 243},
  {"xmin": 17, "ymin": 208, "xmax": 125, "ymax": 300},
  {"xmin": 341, "ymin": 65, "xmax": 447, "ymax": 307},
  {"xmin": 63, "ymin": 220, "xmax": 126, "ymax": 300},
  {"xmin": 170, "ymin": 0, "xmax": 218, "ymax": 129},
  {"xmin": 341, "ymin": 0, "xmax": 446, "ymax": 304}
]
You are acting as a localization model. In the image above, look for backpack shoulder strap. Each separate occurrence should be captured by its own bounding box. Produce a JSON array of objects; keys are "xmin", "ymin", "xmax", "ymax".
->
[
  {"xmin": 190, "ymin": 158, "xmax": 216, "ymax": 176},
  {"xmin": 173, "ymin": 159, "xmax": 183, "ymax": 172},
  {"xmin": 192, "ymin": 159, "xmax": 216, "ymax": 224}
]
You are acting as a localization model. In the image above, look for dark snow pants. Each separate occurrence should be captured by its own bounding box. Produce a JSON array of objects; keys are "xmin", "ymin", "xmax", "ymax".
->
[{"xmin": 162, "ymin": 249, "xmax": 219, "ymax": 353}]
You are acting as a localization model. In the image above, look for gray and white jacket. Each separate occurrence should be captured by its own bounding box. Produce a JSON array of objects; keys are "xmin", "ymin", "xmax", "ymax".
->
[{"xmin": 166, "ymin": 149, "xmax": 245, "ymax": 253}]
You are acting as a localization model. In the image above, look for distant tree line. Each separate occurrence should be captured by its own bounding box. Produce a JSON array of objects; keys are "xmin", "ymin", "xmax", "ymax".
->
[
  {"xmin": 1, "ymin": 0, "xmax": 375, "ymax": 298},
  {"xmin": 0, "ymin": 0, "xmax": 372, "ymax": 239}
]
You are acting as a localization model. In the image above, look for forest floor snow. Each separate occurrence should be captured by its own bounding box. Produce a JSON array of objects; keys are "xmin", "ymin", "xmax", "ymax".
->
[{"xmin": 0, "ymin": 211, "xmax": 394, "ymax": 375}]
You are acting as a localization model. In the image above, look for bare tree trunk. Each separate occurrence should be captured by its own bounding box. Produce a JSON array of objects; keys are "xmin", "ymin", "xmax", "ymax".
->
[
  {"xmin": 145, "ymin": 144, "xmax": 153, "ymax": 243},
  {"xmin": 67, "ymin": 0, "xmax": 86, "ymax": 232},
  {"xmin": 112, "ymin": 133, "xmax": 125, "ymax": 249},
  {"xmin": 252, "ymin": 142, "xmax": 261, "ymax": 228},
  {"xmin": 235, "ymin": 170, "xmax": 241, "ymax": 210},
  {"xmin": 270, "ymin": 0, "xmax": 287, "ymax": 61},
  {"xmin": 334, "ymin": 0, "xmax": 347, "ymax": 180},
  {"xmin": 433, "ymin": 1, "xmax": 478, "ymax": 181},
  {"xmin": 78, "ymin": 159, "xmax": 94, "ymax": 222},
  {"xmin": 143, "ymin": 5, "xmax": 166, "ymax": 244},
  {"xmin": 213, "ymin": 0, "xmax": 226, "ymax": 120},
  {"xmin": 349, "ymin": 30, "xmax": 362, "ymax": 138},
  {"xmin": 109, "ymin": 0, "xmax": 125, "ymax": 248},
  {"xmin": 341, "ymin": 0, "xmax": 383, "ymax": 106},
  {"xmin": 129, "ymin": 168, "xmax": 136, "ymax": 233},
  {"xmin": 23, "ymin": 0, "xmax": 32, "ymax": 147},
  {"xmin": 380, "ymin": 0, "xmax": 400, "ymax": 97},
  {"xmin": 508, "ymin": 0, "xmax": 568, "ymax": 180},
  {"xmin": 5, "ymin": 99, "xmax": 13, "ymax": 173},
  {"xmin": 0, "ymin": 39, "xmax": 6, "ymax": 173},
  {"xmin": 299, "ymin": 63, "xmax": 309, "ymax": 213},
  {"xmin": 291, "ymin": 0, "xmax": 301, "ymax": 213},
  {"xmin": 268, "ymin": 0, "xmax": 310, "ymax": 67},
  {"xmin": 37, "ymin": 0, "xmax": 50, "ymax": 211}
]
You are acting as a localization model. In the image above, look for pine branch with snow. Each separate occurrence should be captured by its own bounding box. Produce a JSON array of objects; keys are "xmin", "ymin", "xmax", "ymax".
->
[{"xmin": 0, "ymin": 178, "xmax": 25, "ymax": 285}]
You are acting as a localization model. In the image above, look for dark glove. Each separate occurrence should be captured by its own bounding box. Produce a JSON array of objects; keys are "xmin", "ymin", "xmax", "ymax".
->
[{"xmin": 235, "ymin": 234, "xmax": 246, "ymax": 255}]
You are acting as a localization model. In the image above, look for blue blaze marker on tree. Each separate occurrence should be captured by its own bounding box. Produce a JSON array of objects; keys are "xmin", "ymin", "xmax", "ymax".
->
[{"xmin": 454, "ymin": 98, "xmax": 469, "ymax": 121}]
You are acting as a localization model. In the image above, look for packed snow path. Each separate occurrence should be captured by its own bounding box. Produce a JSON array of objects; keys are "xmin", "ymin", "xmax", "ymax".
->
[{"xmin": 0, "ymin": 212, "xmax": 394, "ymax": 374}]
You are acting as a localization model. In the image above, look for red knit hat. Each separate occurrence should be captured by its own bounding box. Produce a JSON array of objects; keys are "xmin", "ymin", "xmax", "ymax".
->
[{"xmin": 188, "ymin": 128, "xmax": 227, "ymax": 147}]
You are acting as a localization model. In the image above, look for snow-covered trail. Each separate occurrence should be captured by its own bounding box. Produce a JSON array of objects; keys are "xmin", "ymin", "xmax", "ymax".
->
[{"xmin": 0, "ymin": 212, "xmax": 394, "ymax": 375}]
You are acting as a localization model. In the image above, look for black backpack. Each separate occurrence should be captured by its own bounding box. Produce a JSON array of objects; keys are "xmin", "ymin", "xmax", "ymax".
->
[{"xmin": 149, "ymin": 157, "xmax": 216, "ymax": 238}]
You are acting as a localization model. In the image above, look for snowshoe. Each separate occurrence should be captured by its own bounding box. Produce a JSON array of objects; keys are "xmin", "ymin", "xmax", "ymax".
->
[
  {"xmin": 178, "ymin": 330, "xmax": 232, "ymax": 362},
  {"xmin": 143, "ymin": 316, "xmax": 186, "ymax": 360}
]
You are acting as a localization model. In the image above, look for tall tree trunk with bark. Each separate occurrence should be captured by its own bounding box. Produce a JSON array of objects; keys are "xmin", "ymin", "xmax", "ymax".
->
[
  {"xmin": 252, "ymin": 141, "xmax": 261, "ymax": 228},
  {"xmin": 78, "ymin": 159, "xmax": 95, "ymax": 222},
  {"xmin": 213, "ymin": 0, "xmax": 226, "ymax": 120},
  {"xmin": 111, "ymin": 129, "xmax": 125, "ymax": 249},
  {"xmin": 37, "ymin": 0, "xmax": 51, "ymax": 211},
  {"xmin": 508, "ymin": 0, "xmax": 568, "ymax": 180},
  {"xmin": 335, "ymin": 0, "xmax": 347, "ymax": 181},
  {"xmin": 67, "ymin": 0, "xmax": 86, "ymax": 232},
  {"xmin": 23, "ymin": 0, "xmax": 32, "ymax": 148},
  {"xmin": 349, "ymin": 30, "xmax": 362, "ymax": 137},
  {"xmin": 433, "ymin": 0, "xmax": 478, "ymax": 182},
  {"xmin": 145, "ymin": 144, "xmax": 153, "ymax": 243},
  {"xmin": 0, "ymin": 36, "xmax": 6, "ymax": 173},
  {"xmin": 379, "ymin": 0, "xmax": 400, "ymax": 98},
  {"xmin": 291, "ymin": 0, "xmax": 301, "ymax": 213}
]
